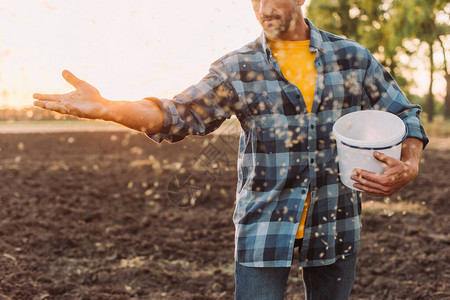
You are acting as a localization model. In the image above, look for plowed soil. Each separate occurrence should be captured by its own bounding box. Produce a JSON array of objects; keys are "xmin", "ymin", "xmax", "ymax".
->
[{"xmin": 0, "ymin": 130, "xmax": 448, "ymax": 299}]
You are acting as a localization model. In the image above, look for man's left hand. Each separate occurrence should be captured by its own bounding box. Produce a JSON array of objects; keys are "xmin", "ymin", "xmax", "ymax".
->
[{"xmin": 350, "ymin": 151, "xmax": 419, "ymax": 197}]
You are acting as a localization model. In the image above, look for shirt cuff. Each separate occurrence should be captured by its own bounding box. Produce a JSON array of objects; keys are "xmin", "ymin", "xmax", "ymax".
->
[
  {"xmin": 404, "ymin": 119, "xmax": 429, "ymax": 149},
  {"xmin": 143, "ymin": 97, "xmax": 179, "ymax": 143}
]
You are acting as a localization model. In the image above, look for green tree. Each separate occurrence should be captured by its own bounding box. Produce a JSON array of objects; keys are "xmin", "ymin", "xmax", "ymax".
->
[
  {"xmin": 306, "ymin": 0, "xmax": 450, "ymax": 122},
  {"xmin": 306, "ymin": 0, "xmax": 406, "ymax": 82},
  {"xmin": 389, "ymin": 0, "xmax": 449, "ymax": 122}
]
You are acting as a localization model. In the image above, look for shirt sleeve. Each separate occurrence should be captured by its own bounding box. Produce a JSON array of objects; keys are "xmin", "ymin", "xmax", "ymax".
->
[
  {"xmin": 362, "ymin": 51, "xmax": 429, "ymax": 148},
  {"xmin": 145, "ymin": 61, "xmax": 239, "ymax": 143}
]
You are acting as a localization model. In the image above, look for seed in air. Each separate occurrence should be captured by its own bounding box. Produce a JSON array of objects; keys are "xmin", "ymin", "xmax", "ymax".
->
[{"xmin": 130, "ymin": 146, "xmax": 144, "ymax": 156}]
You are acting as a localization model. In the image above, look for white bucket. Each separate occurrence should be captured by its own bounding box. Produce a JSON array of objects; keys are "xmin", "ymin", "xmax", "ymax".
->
[{"xmin": 332, "ymin": 110, "xmax": 407, "ymax": 191}]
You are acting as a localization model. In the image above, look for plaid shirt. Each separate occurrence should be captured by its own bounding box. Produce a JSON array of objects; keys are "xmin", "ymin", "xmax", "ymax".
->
[{"xmin": 147, "ymin": 19, "xmax": 429, "ymax": 268}]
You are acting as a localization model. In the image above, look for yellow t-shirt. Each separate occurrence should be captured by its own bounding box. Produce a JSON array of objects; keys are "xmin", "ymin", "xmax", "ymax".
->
[{"xmin": 268, "ymin": 39, "xmax": 316, "ymax": 239}]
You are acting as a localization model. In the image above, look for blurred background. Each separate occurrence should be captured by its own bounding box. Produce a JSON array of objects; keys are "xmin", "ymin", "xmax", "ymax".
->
[{"xmin": 0, "ymin": 1, "xmax": 448, "ymax": 299}]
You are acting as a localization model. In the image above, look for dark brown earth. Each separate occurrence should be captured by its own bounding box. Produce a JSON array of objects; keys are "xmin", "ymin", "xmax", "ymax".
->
[{"xmin": 0, "ymin": 130, "xmax": 448, "ymax": 299}]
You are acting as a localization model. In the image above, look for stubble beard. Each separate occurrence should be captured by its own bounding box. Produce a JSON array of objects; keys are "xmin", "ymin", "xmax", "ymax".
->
[{"xmin": 261, "ymin": 11, "xmax": 298, "ymax": 40}]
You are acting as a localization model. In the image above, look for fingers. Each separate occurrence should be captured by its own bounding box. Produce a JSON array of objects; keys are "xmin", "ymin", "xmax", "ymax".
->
[
  {"xmin": 352, "ymin": 168, "xmax": 383, "ymax": 183},
  {"xmin": 373, "ymin": 151, "xmax": 397, "ymax": 166},
  {"xmin": 62, "ymin": 69, "xmax": 85, "ymax": 89},
  {"xmin": 352, "ymin": 173, "xmax": 392, "ymax": 196},
  {"xmin": 33, "ymin": 93, "xmax": 65, "ymax": 102},
  {"xmin": 33, "ymin": 100, "xmax": 69, "ymax": 114},
  {"xmin": 33, "ymin": 100, "xmax": 46, "ymax": 108},
  {"xmin": 352, "ymin": 182, "xmax": 388, "ymax": 197},
  {"xmin": 350, "ymin": 170, "xmax": 385, "ymax": 190},
  {"xmin": 351, "ymin": 168, "xmax": 398, "ymax": 196},
  {"xmin": 33, "ymin": 70, "xmax": 85, "ymax": 100}
]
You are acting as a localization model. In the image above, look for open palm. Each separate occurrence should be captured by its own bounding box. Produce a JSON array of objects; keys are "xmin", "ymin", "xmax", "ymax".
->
[{"xmin": 33, "ymin": 70, "xmax": 109, "ymax": 120}]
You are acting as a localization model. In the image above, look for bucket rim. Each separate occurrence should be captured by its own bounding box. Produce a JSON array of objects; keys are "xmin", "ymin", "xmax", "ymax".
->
[
  {"xmin": 332, "ymin": 110, "xmax": 406, "ymax": 148},
  {"xmin": 337, "ymin": 126, "xmax": 409, "ymax": 150}
]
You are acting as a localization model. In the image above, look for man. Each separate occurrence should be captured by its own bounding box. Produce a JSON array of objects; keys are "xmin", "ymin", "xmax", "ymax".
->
[{"xmin": 33, "ymin": 0, "xmax": 428, "ymax": 299}]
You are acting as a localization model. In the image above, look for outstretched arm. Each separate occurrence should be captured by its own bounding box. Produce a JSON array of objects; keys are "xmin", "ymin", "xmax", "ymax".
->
[
  {"xmin": 33, "ymin": 70, "xmax": 164, "ymax": 134},
  {"xmin": 350, "ymin": 137, "xmax": 424, "ymax": 197}
]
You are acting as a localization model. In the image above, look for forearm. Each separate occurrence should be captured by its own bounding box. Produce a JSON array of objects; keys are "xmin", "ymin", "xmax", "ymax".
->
[
  {"xmin": 400, "ymin": 137, "xmax": 424, "ymax": 175},
  {"xmin": 103, "ymin": 99, "xmax": 164, "ymax": 134}
]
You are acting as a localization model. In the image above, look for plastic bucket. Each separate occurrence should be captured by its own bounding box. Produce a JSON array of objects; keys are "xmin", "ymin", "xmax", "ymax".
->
[{"xmin": 332, "ymin": 110, "xmax": 407, "ymax": 191}]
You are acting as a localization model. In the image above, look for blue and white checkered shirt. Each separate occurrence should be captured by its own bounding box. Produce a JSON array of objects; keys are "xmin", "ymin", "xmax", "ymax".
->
[{"xmin": 147, "ymin": 19, "xmax": 429, "ymax": 268}]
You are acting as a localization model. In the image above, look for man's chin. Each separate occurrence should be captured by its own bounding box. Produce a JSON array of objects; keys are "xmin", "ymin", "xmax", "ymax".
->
[{"xmin": 263, "ymin": 28, "xmax": 282, "ymax": 40}]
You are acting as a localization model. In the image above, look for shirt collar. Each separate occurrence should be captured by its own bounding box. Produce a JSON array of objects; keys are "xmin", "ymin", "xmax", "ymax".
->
[{"xmin": 259, "ymin": 18, "xmax": 325, "ymax": 56}]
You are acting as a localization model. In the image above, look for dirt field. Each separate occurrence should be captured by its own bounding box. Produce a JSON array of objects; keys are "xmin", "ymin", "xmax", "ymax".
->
[{"xmin": 0, "ymin": 129, "xmax": 448, "ymax": 299}]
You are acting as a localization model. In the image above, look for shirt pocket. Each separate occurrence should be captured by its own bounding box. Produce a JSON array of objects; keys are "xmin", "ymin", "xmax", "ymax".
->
[{"xmin": 321, "ymin": 71, "xmax": 364, "ymax": 112}]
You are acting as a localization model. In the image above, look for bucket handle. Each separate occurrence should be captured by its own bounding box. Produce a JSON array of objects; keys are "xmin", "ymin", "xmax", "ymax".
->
[{"xmin": 339, "ymin": 126, "xmax": 409, "ymax": 150}]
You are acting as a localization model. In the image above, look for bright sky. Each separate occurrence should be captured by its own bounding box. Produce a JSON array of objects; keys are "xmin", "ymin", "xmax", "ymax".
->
[
  {"xmin": 0, "ymin": 0, "xmax": 444, "ymax": 108},
  {"xmin": 0, "ymin": 0, "xmax": 264, "ymax": 107}
]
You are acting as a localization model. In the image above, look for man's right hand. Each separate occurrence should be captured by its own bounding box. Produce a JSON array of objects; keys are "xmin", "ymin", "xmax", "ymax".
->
[
  {"xmin": 33, "ymin": 70, "xmax": 164, "ymax": 134},
  {"xmin": 33, "ymin": 70, "xmax": 109, "ymax": 120}
]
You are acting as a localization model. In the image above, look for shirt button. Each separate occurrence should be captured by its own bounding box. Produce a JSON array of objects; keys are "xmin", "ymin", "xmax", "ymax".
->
[
  {"xmin": 310, "ymin": 125, "xmax": 314, "ymax": 130},
  {"xmin": 301, "ymin": 190, "xmax": 306, "ymax": 194},
  {"xmin": 311, "ymin": 159, "xmax": 315, "ymax": 164},
  {"xmin": 296, "ymin": 94, "xmax": 301, "ymax": 99}
]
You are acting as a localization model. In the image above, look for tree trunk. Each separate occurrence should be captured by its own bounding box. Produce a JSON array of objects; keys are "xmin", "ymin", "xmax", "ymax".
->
[
  {"xmin": 445, "ymin": 74, "xmax": 450, "ymax": 120},
  {"xmin": 437, "ymin": 36, "xmax": 449, "ymax": 120},
  {"xmin": 426, "ymin": 42, "xmax": 434, "ymax": 123}
]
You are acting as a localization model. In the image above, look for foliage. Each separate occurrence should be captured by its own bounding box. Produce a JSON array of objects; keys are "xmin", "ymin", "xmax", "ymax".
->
[
  {"xmin": 389, "ymin": 0, "xmax": 449, "ymax": 44},
  {"xmin": 306, "ymin": 0, "xmax": 450, "ymax": 121},
  {"xmin": 306, "ymin": 0, "xmax": 404, "ymax": 78}
]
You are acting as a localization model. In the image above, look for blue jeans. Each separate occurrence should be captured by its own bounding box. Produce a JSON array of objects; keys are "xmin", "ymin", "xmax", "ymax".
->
[{"xmin": 234, "ymin": 250, "xmax": 357, "ymax": 300}]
